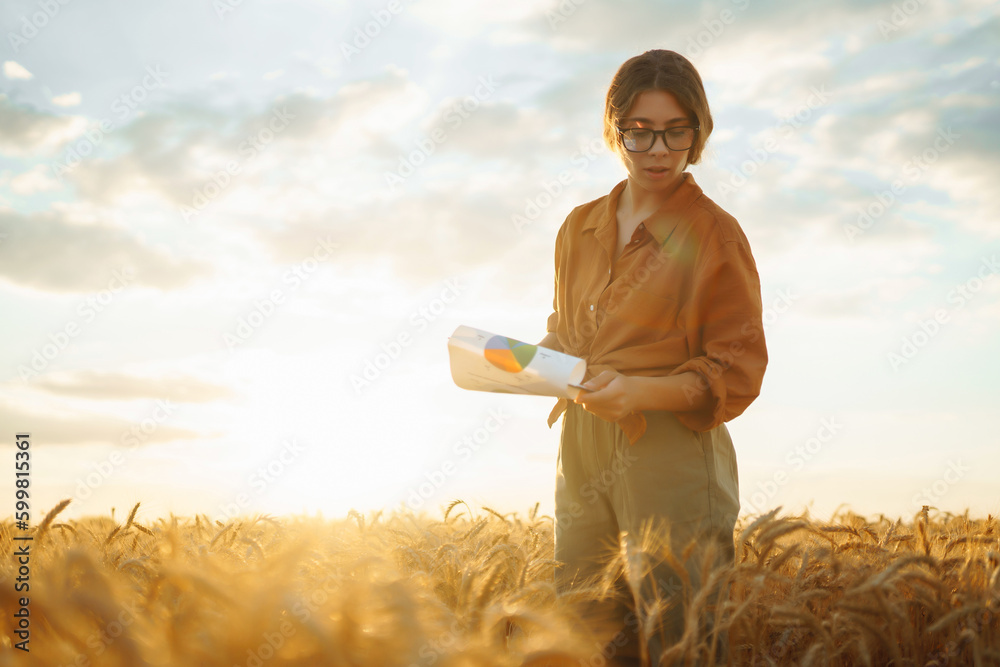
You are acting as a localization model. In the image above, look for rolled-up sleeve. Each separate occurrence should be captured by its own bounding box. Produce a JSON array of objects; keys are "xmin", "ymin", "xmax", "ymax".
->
[
  {"xmin": 668, "ymin": 239, "xmax": 768, "ymax": 432},
  {"xmin": 546, "ymin": 221, "xmax": 566, "ymax": 334}
]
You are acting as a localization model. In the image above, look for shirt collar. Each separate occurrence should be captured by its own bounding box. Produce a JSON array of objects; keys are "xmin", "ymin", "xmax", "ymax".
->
[{"xmin": 585, "ymin": 172, "xmax": 703, "ymax": 248}]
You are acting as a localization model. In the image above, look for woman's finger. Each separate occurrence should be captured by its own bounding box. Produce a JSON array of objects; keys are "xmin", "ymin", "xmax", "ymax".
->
[{"xmin": 583, "ymin": 370, "xmax": 618, "ymax": 391}]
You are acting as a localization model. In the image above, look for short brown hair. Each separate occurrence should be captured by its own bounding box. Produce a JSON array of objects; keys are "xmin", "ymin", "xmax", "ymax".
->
[{"xmin": 603, "ymin": 50, "xmax": 713, "ymax": 166}]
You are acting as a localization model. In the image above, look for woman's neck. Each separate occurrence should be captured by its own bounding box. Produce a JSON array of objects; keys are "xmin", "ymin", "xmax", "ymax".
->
[{"xmin": 622, "ymin": 172, "xmax": 687, "ymax": 219}]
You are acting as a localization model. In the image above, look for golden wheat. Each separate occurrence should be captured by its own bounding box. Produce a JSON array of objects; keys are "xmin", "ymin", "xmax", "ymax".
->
[{"xmin": 0, "ymin": 502, "xmax": 998, "ymax": 666}]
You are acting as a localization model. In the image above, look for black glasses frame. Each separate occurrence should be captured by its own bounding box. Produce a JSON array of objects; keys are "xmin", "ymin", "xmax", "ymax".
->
[{"xmin": 617, "ymin": 125, "xmax": 700, "ymax": 152}]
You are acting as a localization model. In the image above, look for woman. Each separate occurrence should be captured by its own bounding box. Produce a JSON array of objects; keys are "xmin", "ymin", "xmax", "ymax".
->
[{"xmin": 538, "ymin": 49, "xmax": 768, "ymax": 665}]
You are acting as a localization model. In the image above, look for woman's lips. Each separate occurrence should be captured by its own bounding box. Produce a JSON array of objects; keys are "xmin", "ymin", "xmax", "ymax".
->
[{"xmin": 644, "ymin": 166, "xmax": 670, "ymax": 179}]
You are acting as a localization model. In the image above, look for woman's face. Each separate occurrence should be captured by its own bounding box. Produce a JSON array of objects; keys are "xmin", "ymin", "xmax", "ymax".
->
[{"xmin": 617, "ymin": 89, "xmax": 695, "ymax": 196}]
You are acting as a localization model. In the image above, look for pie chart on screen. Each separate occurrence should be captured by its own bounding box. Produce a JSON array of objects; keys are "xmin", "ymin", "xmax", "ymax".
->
[{"xmin": 484, "ymin": 336, "xmax": 537, "ymax": 373}]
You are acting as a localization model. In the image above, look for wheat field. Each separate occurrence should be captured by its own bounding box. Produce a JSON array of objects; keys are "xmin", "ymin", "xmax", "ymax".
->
[{"xmin": 1, "ymin": 500, "xmax": 998, "ymax": 666}]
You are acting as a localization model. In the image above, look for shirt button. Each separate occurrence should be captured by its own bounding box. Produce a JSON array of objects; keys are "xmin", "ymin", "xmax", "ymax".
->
[{"xmin": 589, "ymin": 304, "xmax": 594, "ymax": 311}]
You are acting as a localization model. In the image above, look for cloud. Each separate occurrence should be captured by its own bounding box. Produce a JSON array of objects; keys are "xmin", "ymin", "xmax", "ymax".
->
[
  {"xmin": 409, "ymin": 0, "xmax": 547, "ymax": 36},
  {"xmin": 59, "ymin": 69, "xmax": 419, "ymax": 210},
  {"xmin": 0, "ymin": 402, "xmax": 201, "ymax": 447},
  {"xmin": 29, "ymin": 370, "xmax": 238, "ymax": 402},
  {"xmin": 251, "ymin": 175, "xmax": 600, "ymax": 293},
  {"xmin": 508, "ymin": 0, "xmax": 882, "ymax": 59},
  {"xmin": 797, "ymin": 286, "xmax": 880, "ymax": 320},
  {"xmin": 52, "ymin": 91, "xmax": 82, "ymax": 107},
  {"xmin": 0, "ymin": 208, "xmax": 212, "ymax": 292},
  {"xmin": 0, "ymin": 94, "xmax": 86, "ymax": 156},
  {"xmin": 4, "ymin": 164, "xmax": 63, "ymax": 195},
  {"xmin": 3, "ymin": 61, "xmax": 32, "ymax": 79}
]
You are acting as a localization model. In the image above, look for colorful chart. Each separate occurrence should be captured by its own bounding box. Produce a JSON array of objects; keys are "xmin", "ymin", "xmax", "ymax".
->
[{"xmin": 484, "ymin": 336, "xmax": 537, "ymax": 373}]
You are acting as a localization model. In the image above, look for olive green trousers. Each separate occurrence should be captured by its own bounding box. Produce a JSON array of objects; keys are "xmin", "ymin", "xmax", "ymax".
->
[{"xmin": 554, "ymin": 401, "xmax": 740, "ymax": 666}]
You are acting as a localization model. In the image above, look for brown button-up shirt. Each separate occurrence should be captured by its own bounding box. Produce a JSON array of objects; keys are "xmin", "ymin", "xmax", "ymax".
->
[{"xmin": 546, "ymin": 173, "xmax": 768, "ymax": 443}]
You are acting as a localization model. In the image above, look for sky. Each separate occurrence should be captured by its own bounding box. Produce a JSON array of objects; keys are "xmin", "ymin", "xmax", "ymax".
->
[{"xmin": 1, "ymin": 0, "xmax": 998, "ymax": 525}]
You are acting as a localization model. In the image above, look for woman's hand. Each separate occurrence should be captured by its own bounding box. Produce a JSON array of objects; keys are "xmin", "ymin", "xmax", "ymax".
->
[{"xmin": 573, "ymin": 370, "xmax": 637, "ymax": 422}]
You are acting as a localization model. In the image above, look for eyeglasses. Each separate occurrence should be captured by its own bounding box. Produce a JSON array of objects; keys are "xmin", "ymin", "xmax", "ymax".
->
[{"xmin": 617, "ymin": 125, "xmax": 699, "ymax": 152}]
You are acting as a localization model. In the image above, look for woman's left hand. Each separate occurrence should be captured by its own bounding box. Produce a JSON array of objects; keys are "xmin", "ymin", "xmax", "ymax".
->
[{"xmin": 573, "ymin": 370, "xmax": 637, "ymax": 422}]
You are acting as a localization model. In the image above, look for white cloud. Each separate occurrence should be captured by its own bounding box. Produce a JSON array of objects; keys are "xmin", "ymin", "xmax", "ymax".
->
[
  {"xmin": 58, "ymin": 69, "xmax": 425, "ymax": 211},
  {"xmin": 0, "ymin": 95, "xmax": 87, "ymax": 157},
  {"xmin": 0, "ymin": 208, "xmax": 212, "ymax": 293},
  {"xmin": 3, "ymin": 61, "xmax": 33, "ymax": 79},
  {"xmin": 0, "ymin": 401, "xmax": 202, "ymax": 447},
  {"xmin": 9, "ymin": 164, "xmax": 62, "ymax": 195},
  {"xmin": 924, "ymin": 153, "xmax": 1000, "ymax": 240},
  {"xmin": 940, "ymin": 55, "xmax": 987, "ymax": 76},
  {"xmin": 52, "ymin": 91, "xmax": 82, "ymax": 107},
  {"xmin": 30, "ymin": 369, "xmax": 238, "ymax": 402},
  {"xmin": 408, "ymin": 0, "xmax": 546, "ymax": 36}
]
